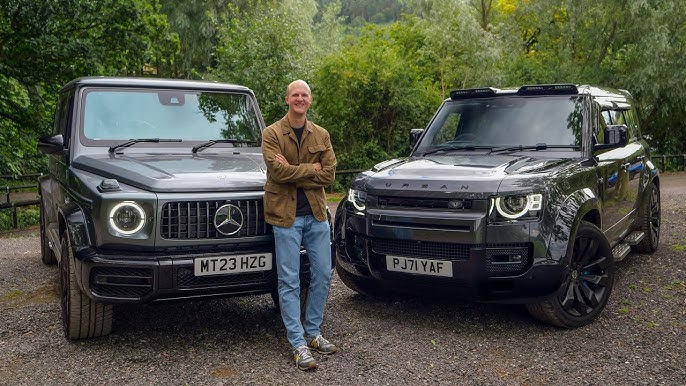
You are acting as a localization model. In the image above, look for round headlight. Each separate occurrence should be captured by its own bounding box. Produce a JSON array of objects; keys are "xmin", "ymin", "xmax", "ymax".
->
[
  {"xmin": 347, "ymin": 189, "xmax": 367, "ymax": 211},
  {"xmin": 109, "ymin": 201, "xmax": 146, "ymax": 235},
  {"xmin": 495, "ymin": 195, "xmax": 529, "ymax": 219}
]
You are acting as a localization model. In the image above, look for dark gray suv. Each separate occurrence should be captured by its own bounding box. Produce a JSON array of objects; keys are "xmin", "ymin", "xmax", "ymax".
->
[
  {"xmin": 38, "ymin": 77, "xmax": 293, "ymax": 339},
  {"xmin": 334, "ymin": 84, "xmax": 660, "ymax": 328}
]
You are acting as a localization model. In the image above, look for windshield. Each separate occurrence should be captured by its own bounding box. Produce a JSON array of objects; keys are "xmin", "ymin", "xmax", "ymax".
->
[
  {"xmin": 416, "ymin": 96, "xmax": 584, "ymax": 153},
  {"xmin": 81, "ymin": 88, "xmax": 262, "ymax": 144}
]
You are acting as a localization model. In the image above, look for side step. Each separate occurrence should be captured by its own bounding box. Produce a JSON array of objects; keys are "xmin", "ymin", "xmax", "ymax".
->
[
  {"xmin": 623, "ymin": 231, "xmax": 645, "ymax": 246},
  {"xmin": 612, "ymin": 231, "xmax": 645, "ymax": 262},
  {"xmin": 612, "ymin": 244, "xmax": 631, "ymax": 261}
]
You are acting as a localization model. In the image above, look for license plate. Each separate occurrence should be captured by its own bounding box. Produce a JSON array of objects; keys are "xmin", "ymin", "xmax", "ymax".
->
[
  {"xmin": 386, "ymin": 255, "xmax": 453, "ymax": 277},
  {"xmin": 194, "ymin": 253, "xmax": 273, "ymax": 276}
]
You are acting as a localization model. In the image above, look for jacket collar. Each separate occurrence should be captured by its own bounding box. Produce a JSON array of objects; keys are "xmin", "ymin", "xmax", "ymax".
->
[{"xmin": 278, "ymin": 115, "xmax": 313, "ymax": 144}]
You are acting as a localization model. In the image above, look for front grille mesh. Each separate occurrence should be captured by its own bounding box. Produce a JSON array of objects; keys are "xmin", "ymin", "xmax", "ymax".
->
[
  {"xmin": 90, "ymin": 267, "xmax": 153, "ymax": 299},
  {"xmin": 372, "ymin": 239, "xmax": 471, "ymax": 261},
  {"xmin": 161, "ymin": 199, "xmax": 268, "ymax": 239}
]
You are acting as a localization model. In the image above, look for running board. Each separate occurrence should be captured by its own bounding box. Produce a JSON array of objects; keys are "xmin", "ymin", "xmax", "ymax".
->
[
  {"xmin": 623, "ymin": 231, "xmax": 645, "ymax": 246},
  {"xmin": 612, "ymin": 244, "xmax": 631, "ymax": 262}
]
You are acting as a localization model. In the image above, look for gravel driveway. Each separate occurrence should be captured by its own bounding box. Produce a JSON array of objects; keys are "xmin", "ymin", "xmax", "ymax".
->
[{"xmin": 1, "ymin": 173, "xmax": 685, "ymax": 386}]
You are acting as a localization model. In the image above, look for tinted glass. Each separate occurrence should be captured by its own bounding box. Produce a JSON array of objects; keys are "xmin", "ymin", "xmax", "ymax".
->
[
  {"xmin": 418, "ymin": 96, "xmax": 584, "ymax": 150},
  {"xmin": 81, "ymin": 89, "xmax": 261, "ymax": 142}
]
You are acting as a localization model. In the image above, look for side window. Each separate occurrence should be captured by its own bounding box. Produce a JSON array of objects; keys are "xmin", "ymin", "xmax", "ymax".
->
[
  {"xmin": 54, "ymin": 90, "xmax": 75, "ymax": 147},
  {"xmin": 623, "ymin": 108, "xmax": 641, "ymax": 140}
]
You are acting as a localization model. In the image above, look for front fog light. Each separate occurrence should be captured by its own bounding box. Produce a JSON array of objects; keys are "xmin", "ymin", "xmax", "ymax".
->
[{"xmin": 109, "ymin": 201, "xmax": 145, "ymax": 234}]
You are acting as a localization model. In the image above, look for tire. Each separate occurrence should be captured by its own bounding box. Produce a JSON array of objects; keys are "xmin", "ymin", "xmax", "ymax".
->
[
  {"xmin": 59, "ymin": 231, "xmax": 113, "ymax": 339},
  {"xmin": 39, "ymin": 201, "xmax": 57, "ymax": 265},
  {"xmin": 526, "ymin": 221, "xmax": 615, "ymax": 328},
  {"xmin": 335, "ymin": 263, "xmax": 388, "ymax": 297},
  {"xmin": 632, "ymin": 182, "xmax": 660, "ymax": 254}
]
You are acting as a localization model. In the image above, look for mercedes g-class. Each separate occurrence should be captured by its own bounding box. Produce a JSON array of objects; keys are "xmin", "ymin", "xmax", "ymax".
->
[{"xmin": 37, "ymin": 77, "xmax": 314, "ymax": 339}]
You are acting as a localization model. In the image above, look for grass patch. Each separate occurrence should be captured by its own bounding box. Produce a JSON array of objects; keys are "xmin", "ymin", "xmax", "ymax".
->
[
  {"xmin": 327, "ymin": 191, "xmax": 346, "ymax": 203},
  {"xmin": 0, "ymin": 206, "xmax": 40, "ymax": 232}
]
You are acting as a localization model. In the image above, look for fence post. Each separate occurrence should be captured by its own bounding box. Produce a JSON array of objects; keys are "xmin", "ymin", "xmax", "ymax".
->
[{"xmin": 11, "ymin": 203, "xmax": 17, "ymax": 229}]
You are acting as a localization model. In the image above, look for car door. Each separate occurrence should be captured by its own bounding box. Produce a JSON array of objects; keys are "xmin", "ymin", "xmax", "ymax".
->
[{"xmin": 597, "ymin": 106, "xmax": 645, "ymax": 243}]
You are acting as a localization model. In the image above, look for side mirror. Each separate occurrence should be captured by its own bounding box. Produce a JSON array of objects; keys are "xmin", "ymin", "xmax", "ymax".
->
[
  {"xmin": 409, "ymin": 128, "xmax": 424, "ymax": 149},
  {"xmin": 594, "ymin": 124, "xmax": 628, "ymax": 150},
  {"xmin": 37, "ymin": 134, "xmax": 66, "ymax": 154}
]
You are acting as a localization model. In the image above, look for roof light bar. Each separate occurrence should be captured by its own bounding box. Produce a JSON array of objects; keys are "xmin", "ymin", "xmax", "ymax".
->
[
  {"xmin": 450, "ymin": 87, "xmax": 498, "ymax": 100},
  {"xmin": 517, "ymin": 84, "xmax": 579, "ymax": 96}
]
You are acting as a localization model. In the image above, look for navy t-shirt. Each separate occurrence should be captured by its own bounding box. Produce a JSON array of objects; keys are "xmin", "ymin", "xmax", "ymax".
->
[{"xmin": 292, "ymin": 126, "xmax": 314, "ymax": 217}]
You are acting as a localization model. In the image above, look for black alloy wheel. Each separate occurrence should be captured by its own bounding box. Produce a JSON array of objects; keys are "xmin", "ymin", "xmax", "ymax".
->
[{"xmin": 526, "ymin": 221, "xmax": 614, "ymax": 328}]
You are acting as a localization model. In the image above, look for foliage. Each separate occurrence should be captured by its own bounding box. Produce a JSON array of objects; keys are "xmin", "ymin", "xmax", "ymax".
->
[
  {"xmin": 2, "ymin": 0, "xmax": 686, "ymax": 176},
  {"xmin": 0, "ymin": 0, "xmax": 177, "ymax": 174},
  {"xmin": 313, "ymin": 23, "xmax": 442, "ymax": 170},
  {"xmin": 213, "ymin": 0, "xmax": 321, "ymax": 125}
]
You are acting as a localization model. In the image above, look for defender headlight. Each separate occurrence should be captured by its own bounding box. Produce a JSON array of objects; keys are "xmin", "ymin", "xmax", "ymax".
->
[
  {"xmin": 109, "ymin": 201, "xmax": 146, "ymax": 235},
  {"xmin": 347, "ymin": 189, "xmax": 367, "ymax": 212},
  {"xmin": 491, "ymin": 193, "xmax": 542, "ymax": 220}
]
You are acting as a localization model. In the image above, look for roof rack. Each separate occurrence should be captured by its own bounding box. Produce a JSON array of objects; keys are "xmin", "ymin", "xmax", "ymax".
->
[
  {"xmin": 517, "ymin": 84, "xmax": 578, "ymax": 96},
  {"xmin": 449, "ymin": 87, "xmax": 498, "ymax": 100}
]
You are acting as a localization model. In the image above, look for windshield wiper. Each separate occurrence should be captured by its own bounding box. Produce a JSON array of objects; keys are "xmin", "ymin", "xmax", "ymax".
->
[
  {"xmin": 422, "ymin": 145, "xmax": 494, "ymax": 156},
  {"xmin": 489, "ymin": 144, "xmax": 581, "ymax": 153},
  {"xmin": 109, "ymin": 138, "xmax": 182, "ymax": 153},
  {"xmin": 192, "ymin": 139, "xmax": 260, "ymax": 153}
]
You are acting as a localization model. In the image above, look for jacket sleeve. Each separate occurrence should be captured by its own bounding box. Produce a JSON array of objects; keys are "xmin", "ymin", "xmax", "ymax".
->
[
  {"xmin": 296, "ymin": 131, "xmax": 336, "ymax": 189},
  {"xmin": 262, "ymin": 125, "xmax": 316, "ymax": 183}
]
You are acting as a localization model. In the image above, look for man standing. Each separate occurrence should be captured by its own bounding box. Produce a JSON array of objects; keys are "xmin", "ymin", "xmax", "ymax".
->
[{"xmin": 262, "ymin": 79, "xmax": 337, "ymax": 371}]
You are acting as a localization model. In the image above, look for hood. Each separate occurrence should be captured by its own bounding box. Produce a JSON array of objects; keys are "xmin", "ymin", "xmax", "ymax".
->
[
  {"xmin": 363, "ymin": 153, "xmax": 573, "ymax": 197},
  {"xmin": 72, "ymin": 152, "xmax": 266, "ymax": 192}
]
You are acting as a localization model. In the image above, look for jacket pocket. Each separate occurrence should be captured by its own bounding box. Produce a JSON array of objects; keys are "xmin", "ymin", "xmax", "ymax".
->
[
  {"xmin": 264, "ymin": 181, "xmax": 288, "ymax": 195},
  {"xmin": 307, "ymin": 144, "xmax": 328, "ymax": 153}
]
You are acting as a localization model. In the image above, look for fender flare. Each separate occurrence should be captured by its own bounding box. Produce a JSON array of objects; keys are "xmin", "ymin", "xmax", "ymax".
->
[{"xmin": 546, "ymin": 188, "xmax": 601, "ymax": 263}]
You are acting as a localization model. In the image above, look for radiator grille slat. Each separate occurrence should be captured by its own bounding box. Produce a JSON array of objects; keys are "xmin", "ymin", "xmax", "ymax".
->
[{"xmin": 161, "ymin": 200, "xmax": 268, "ymax": 239}]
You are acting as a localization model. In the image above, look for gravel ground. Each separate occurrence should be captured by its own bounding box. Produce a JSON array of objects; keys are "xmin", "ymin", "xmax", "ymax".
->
[{"xmin": 1, "ymin": 173, "xmax": 685, "ymax": 386}]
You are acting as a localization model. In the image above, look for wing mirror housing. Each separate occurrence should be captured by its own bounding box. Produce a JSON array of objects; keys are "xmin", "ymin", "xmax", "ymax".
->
[
  {"xmin": 409, "ymin": 128, "xmax": 424, "ymax": 149},
  {"xmin": 594, "ymin": 124, "xmax": 628, "ymax": 151},
  {"xmin": 37, "ymin": 134, "xmax": 67, "ymax": 155}
]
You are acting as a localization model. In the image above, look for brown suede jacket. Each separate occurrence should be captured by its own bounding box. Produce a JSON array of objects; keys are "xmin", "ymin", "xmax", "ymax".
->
[{"xmin": 261, "ymin": 115, "xmax": 336, "ymax": 227}]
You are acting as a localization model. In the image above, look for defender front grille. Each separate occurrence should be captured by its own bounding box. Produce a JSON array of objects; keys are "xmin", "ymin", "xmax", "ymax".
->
[
  {"xmin": 161, "ymin": 199, "xmax": 269, "ymax": 239},
  {"xmin": 372, "ymin": 239, "xmax": 471, "ymax": 261}
]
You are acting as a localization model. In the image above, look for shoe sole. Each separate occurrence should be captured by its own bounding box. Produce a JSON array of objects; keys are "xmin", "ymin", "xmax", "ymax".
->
[
  {"xmin": 308, "ymin": 346, "xmax": 338, "ymax": 355},
  {"xmin": 297, "ymin": 363, "xmax": 318, "ymax": 371}
]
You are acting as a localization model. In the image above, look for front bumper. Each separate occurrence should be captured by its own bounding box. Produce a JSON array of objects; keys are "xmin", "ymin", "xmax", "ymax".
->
[
  {"xmin": 72, "ymin": 244, "xmax": 281, "ymax": 304},
  {"xmin": 335, "ymin": 203, "xmax": 566, "ymax": 303}
]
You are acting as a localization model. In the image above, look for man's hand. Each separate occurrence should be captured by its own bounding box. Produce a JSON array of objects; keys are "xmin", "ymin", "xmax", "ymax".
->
[
  {"xmin": 275, "ymin": 154, "xmax": 290, "ymax": 165},
  {"xmin": 275, "ymin": 154, "xmax": 321, "ymax": 171}
]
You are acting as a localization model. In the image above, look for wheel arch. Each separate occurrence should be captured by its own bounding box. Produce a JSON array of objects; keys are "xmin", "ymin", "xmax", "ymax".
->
[{"xmin": 546, "ymin": 188, "xmax": 602, "ymax": 262}]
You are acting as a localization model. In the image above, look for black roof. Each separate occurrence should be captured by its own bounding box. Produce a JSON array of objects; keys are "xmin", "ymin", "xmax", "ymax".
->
[{"xmin": 61, "ymin": 76, "xmax": 251, "ymax": 93}]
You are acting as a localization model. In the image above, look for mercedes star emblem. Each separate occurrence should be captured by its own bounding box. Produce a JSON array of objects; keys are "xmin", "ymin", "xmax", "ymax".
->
[{"xmin": 213, "ymin": 204, "xmax": 244, "ymax": 236}]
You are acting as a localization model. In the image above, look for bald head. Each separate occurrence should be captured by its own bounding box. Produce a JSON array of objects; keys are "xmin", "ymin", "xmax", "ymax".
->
[{"xmin": 287, "ymin": 79, "xmax": 311, "ymax": 95}]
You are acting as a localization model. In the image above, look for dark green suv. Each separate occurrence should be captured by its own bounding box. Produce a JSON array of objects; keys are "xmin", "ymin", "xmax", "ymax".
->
[
  {"xmin": 334, "ymin": 84, "xmax": 660, "ymax": 328},
  {"xmin": 38, "ymin": 77, "xmax": 287, "ymax": 339}
]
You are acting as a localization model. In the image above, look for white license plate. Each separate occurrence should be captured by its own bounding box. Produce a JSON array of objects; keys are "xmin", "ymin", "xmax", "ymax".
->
[
  {"xmin": 194, "ymin": 253, "xmax": 273, "ymax": 276},
  {"xmin": 386, "ymin": 255, "xmax": 453, "ymax": 277}
]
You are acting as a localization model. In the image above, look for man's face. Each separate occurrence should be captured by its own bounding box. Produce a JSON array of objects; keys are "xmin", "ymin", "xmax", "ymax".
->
[{"xmin": 285, "ymin": 82, "xmax": 311, "ymax": 115}]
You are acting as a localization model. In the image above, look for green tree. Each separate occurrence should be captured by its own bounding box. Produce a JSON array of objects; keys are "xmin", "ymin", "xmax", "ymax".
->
[
  {"xmin": 213, "ymin": 0, "xmax": 339, "ymax": 125},
  {"xmin": 0, "ymin": 0, "xmax": 177, "ymax": 174},
  {"xmin": 313, "ymin": 23, "xmax": 441, "ymax": 170}
]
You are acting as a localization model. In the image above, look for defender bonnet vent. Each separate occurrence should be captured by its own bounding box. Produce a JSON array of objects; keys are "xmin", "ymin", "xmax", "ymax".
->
[
  {"xmin": 450, "ymin": 87, "xmax": 498, "ymax": 100},
  {"xmin": 517, "ymin": 84, "xmax": 578, "ymax": 95}
]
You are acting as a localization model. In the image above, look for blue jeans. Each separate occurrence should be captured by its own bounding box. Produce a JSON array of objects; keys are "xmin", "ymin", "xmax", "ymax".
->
[{"xmin": 273, "ymin": 215, "xmax": 332, "ymax": 349}]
